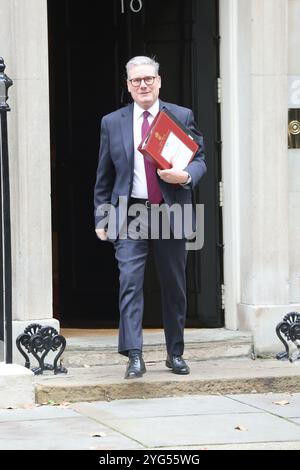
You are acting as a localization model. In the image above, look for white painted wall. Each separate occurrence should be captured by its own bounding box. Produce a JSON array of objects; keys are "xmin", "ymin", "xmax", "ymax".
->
[
  {"xmin": 221, "ymin": 0, "xmax": 300, "ymax": 353},
  {"xmin": 0, "ymin": 0, "xmax": 53, "ymax": 322},
  {"xmin": 288, "ymin": 0, "xmax": 300, "ymax": 303}
]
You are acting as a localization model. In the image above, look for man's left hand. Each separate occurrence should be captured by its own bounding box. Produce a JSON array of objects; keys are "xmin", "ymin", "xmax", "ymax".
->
[{"xmin": 157, "ymin": 168, "xmax": 189, "ymax": 185}]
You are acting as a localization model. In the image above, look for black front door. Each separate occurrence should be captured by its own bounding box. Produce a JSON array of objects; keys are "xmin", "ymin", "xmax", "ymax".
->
[{"xmin": 48, "ymin": 0, "xmax": 223, "ymax": 328}]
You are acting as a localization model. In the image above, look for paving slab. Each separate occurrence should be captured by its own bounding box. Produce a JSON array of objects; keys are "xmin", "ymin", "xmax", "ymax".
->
[
  {"xmin": 0, "ymin": 405, "xmax": 79, "ymax": 422},
  {"xmin": 72, "ymin": 395, "xmax": 259, "ymax": 420},
  {"xmin": 168, "ymin": 442, "xmax": 300, "ymax": 450},
  {"xmin": 292, "ymin": 418, "xmax": 300, "ymax": 425},
  {"xmin": 227, "ymin": 392, "xmax": 300, "ymax": 418},
  {"xmin": 97, "ymin": 412, "xmax": 300, "ymax": 447},
  {"xmin": 0, "ymin": 415, "xmax": 143, "ymax": 450},
  {"xmin": 0, "ymin": 393, "xmax": 300, "ymax": 450}
]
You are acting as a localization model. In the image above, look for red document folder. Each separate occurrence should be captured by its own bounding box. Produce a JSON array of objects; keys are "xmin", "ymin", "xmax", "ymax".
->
[{"xmin": 138, "ymin": 108, "xmax": 199, "ymax": 170}]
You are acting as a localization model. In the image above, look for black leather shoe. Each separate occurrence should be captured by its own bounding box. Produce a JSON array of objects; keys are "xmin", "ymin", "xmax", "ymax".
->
[
  {"xmin": 124, "ymin": 354, "xmax": 146, "ymax": 379},
  {"xmin": 166, "ymin": 355, "xmax": 190, "ymax": 375}
]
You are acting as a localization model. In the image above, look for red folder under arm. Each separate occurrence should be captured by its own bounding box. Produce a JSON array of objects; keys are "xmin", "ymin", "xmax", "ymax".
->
[{"xmin": 138, "ymin": 108, "xmax": 199, "ymax": 170}]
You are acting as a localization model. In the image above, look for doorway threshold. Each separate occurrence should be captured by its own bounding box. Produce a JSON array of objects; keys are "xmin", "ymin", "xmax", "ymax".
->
[{"xmin": 61, "ymin": 328, "xmax": 160, "ymax": 338}]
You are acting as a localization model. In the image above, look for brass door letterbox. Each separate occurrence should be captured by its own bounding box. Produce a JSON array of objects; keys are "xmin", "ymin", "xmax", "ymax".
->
[{"xmin": 288, "ymin": 108, "xmax": 300, "ymax": 149}]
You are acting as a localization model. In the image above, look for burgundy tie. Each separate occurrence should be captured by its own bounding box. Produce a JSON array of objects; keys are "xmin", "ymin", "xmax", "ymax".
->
[{"xmin": 141, "ymin": 111, "xmax": 163, "ymax": 204}]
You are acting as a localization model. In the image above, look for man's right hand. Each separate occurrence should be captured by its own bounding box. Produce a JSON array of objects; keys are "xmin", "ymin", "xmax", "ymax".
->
[{"xmin": 95, "ymin": 228, "xmax": 108, "ymax": 241}]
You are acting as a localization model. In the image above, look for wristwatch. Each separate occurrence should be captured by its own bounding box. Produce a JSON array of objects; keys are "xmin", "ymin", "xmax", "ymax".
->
[{"xmin": 182, "ymin": 173, "xmax": 192, "ymax": 187}]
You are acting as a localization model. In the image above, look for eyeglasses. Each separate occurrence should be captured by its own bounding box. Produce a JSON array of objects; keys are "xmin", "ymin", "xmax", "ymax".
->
[{"xmin": 129, "ymin": 76, "xmax": 156, "ymax": 87}]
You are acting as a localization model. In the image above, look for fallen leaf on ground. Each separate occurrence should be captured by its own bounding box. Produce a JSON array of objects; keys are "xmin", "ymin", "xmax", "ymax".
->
[
  {"xmin": 273, "ymin": 400, "xmax": 290, "ymax": 406},
  {"xmin": 234, "ymin": 425, "xmax": 248, "ymax": 432},
  {"xmin": 90, "ymin": 432, "xmax": 107, "ymax": 438}
]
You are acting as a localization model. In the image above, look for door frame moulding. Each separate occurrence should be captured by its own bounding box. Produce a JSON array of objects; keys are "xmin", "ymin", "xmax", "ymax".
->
[{"xmin": 219, "ymin": 0, "xmax": 241, "ymax": 329}]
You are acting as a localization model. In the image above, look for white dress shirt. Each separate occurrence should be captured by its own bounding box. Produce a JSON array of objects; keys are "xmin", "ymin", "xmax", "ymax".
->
[{"xmin": 131, "ymin": 100, "xmax": 160, "ymax": 199}]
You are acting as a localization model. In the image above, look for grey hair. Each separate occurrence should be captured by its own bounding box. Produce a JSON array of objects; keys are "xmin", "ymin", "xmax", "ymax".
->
[{"xmin": 126, "ymin": 56, "xmax": 160, "ymax": 78}]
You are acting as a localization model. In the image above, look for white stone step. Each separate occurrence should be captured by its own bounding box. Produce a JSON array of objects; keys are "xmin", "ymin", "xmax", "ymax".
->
[
  {"xmin": 61, "ymin": 328, "xmax": 253, "ymax": 368},
  {"xmin": 34, "ymin": 357, "xmax": 300, "ymax": 405}
]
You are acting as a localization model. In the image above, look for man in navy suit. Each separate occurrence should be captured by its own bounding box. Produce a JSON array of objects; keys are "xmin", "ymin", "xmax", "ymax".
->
[{"xmin": 94, "ymin": 56, "xmax": 206, "ymax": 379}]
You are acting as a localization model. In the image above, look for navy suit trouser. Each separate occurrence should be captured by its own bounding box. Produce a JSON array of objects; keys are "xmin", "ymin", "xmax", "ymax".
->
[{"xmin": 114, "ymin": 235, "xmax": 188, "ymax": 357}]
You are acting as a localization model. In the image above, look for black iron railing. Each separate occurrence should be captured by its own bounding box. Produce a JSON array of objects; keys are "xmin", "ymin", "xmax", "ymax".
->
[
  {"xmin": 0, "ymin": 57, "xmax": 13, "ymax": 363},
  {"xmin": 16, "ymin": 324, "xmax": 67, "ymax": 375},
  {"xmin": 276, "ymin": 312, "xmax": 300, "ymax": 362}
]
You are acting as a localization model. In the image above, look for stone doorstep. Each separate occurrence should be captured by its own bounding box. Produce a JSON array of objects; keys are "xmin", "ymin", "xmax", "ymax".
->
[
  {"xmin": 61, "ymin": 342, "xmax": 252, "ymax": 368},
  {"xmin": 34, "ymin": 358, "xmax": 300, "ymax": 405},
  {"xmin": 0, "ymin": 364, "xmax": 35, "ymax": 408},
  {"xmin": 61, "ymin": 329, "xmax": 253, "ymax": 368}
]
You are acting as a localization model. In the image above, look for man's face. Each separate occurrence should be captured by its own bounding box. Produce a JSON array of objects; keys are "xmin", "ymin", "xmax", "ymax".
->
[{"xmin": 127, "ymin": 64, "xmax": 161, "ymax": 109}]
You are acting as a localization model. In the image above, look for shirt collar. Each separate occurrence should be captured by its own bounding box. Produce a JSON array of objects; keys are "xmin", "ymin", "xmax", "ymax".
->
[{"xmin": 134, "ymin": 100, "xmax": 159, "ymax": 120}]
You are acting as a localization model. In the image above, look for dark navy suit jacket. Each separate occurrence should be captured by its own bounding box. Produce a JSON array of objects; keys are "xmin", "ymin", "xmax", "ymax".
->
[{"xmin": 94, "ymin": 100, "xmax": 206, "ymax": 239}]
